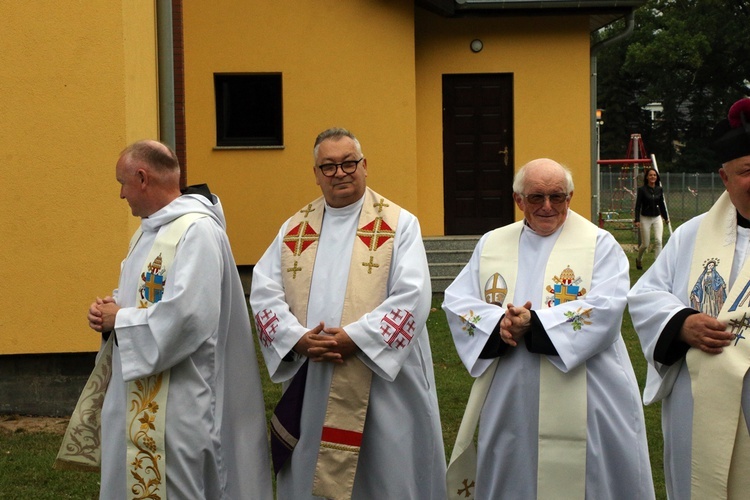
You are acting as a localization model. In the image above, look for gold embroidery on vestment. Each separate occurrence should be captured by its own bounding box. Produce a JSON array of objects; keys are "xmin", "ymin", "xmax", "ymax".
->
[
  {"xmin": 362, "ymin": 256, "xmax": 379, "ymax": 274},
  {"xmin": 300, "ymin": 204, "xmax": 316, "ymax": 217},
  {"xmin": 128, "ymin": 373, "xmax": 166, "ymax": 499},
  {"xmin": 56, "ymin": 350, "xmax": 112, "ymax": 467},
  {"xmin": 287, "ymin": 260, "xmax": 303, "ymax": 279},
  {"xmin": 373, "ymin": 198, "xmax": 389, "ymax": 213},
  {"xmin": 357, "ymin": 217, "xmax": 396, "ymax": 252}
]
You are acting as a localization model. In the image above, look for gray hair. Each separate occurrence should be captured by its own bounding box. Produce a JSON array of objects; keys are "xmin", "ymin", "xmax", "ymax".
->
[
  {"xmin": 313, "ymin": 127, "xmax": 363, "ymax": 163},
  {"xmin": 512, "ymin": 159, "xmax": 574, "ymax": 194}
]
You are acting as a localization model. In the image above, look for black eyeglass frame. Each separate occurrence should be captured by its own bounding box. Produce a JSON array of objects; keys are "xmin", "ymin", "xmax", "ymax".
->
[
  {"xmin": 521, "ymin": 192, "xmax": 570, "ymax": 205},
  {"xmin": 317, "ymin": 157, "xmax": 364, "ymax": 177}
]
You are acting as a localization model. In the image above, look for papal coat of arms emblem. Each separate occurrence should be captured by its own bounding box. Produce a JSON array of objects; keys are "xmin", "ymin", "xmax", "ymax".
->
[
  {"xmin": 546, "ymin": 265, "xmax": 586, "ymax": 307},
  {"xmin": 139, "ymin": 253, "xmax": 166, "ymax": 305}
]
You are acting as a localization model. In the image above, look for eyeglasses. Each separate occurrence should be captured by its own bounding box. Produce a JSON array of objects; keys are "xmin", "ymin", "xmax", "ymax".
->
[
  {"xmin": 522, "ymin": 193, "xmax": 569, "ymax": 205},
  {"xmin": 317, "ymin": 157, "xmax": 364, "ymax": 177}
]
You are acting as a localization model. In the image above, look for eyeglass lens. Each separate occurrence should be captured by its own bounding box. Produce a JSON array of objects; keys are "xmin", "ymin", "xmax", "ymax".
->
[
  {"xmin": 525, "ymin": 193, "xmax": 568, "ymax": 204},
  {"xmin": 318, "ymin": 158, "xmax": 362, "ymax": 177}
]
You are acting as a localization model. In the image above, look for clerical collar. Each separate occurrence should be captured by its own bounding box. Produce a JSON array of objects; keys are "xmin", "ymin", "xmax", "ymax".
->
[
  {"xmin": 522, "ymin": 219, "xmax": 564, "ymax": 237},
  {"xmin": 738, "ymin": 211, "xmax": 750, "ymax": 228},
  {"xmin": 324, "ymin": 193, "xmax": 365, "ymax": 216}
]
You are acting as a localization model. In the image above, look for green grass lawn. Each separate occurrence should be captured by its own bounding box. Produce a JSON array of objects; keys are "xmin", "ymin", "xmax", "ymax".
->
[
  {"xmin": 0, "ymin": 432, "xmax": 100, "ymax": 499},
  {"xmin": 0, "ymin": 249, "xmax": 666, "ymax": 498}
]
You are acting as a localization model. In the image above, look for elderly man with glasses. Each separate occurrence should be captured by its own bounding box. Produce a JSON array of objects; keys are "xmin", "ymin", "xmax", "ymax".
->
[
  {"xmin": 442, "ymin": 158, "xmax": 654, "ymax": 499},
  {"xmin": 250, "ymin": 127, "xmax": 446, "ymax": 499}
]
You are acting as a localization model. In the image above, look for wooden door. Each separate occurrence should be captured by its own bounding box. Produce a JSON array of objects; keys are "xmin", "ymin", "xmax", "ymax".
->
[{"xmin": 443, "ymin": 73, "xmax": 514, "ymax": 235}]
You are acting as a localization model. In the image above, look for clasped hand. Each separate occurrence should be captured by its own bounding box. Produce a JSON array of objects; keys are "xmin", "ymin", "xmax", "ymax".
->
[
  {"xmin": 87, "ymin": 296, "xmax": 120, "ymax": 333},
  {"xmin": 294, "ymin": 321, "xmax": 358, "ymax": 363},
  {"xmin": 499, "ymin": 301, "xmax": 532, "ymax": 347}
]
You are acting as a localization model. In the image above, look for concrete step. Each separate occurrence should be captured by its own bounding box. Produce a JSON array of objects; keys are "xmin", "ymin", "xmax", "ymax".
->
[
  {"xmin": 431, "ymin": 276, "xmax": 457, "ymax": 293},
  {"xmin": 423, "ymin": 236, "xmax": 480, "ymax": 293},
  {"xmin": 423, "ymin": 235, "xmax": 480, "ymax": 251},
  {"xmin": 428, "ymin": 262, "xmax": 467, "ymax": 278},
  {"xmin": 425, "ymin": 248, "xmax": 474, "ymax": 264}
]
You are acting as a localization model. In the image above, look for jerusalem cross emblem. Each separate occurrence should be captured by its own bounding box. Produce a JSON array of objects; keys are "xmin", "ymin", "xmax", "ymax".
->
[
  {"xmin": 380, "ymin": 309, "xmax": 416, "ymax": 349},
  {"xmin": 255, "ymin": 309, "xmax": 280, "ymax": 347}
]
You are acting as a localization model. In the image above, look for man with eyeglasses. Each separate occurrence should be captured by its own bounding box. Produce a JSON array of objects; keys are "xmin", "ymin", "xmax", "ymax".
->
[
  {"xmin": 250, "ymin": 127, "xmax": 446, "ymax": 499},
  {"xmin": 442, "ymin": 158, "xmax": 654, "ymax": 499},
  {"xmin": 629, "ymin": 98, "xmax": 750, "ymax": 499}
]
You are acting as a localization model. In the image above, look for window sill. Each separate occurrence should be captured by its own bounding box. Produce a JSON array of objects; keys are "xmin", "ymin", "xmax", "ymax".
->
[{"xmin": 213, "ymin": 145, "xmax": 285, "ymax": 151}]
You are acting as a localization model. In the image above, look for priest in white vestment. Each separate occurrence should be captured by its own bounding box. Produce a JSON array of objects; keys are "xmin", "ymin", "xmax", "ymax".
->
[
  {"xmin": 82, "ymin": 140, "xmax": 272, "ymax": 499},
  {"xmin": 443, "ymin": 159, "xmax": 654, "ymax": 499},
  {"xmin": 629, "ymin": 98, "xmax": 750, "ymax": 499},
  {"xmin": 250, "ymin": 128, "xmax": 446, "ymax": 499}
]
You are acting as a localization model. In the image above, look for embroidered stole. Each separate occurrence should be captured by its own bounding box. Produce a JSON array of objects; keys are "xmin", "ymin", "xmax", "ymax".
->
[
  {"xmin": 55, "ymin": 213, "xmax": 206, "ymax": 500},
  {"xmin": 279, "ymin": 188, "xmax": 400, "ymax": 499},
  {"xmin": 686, "ymin": 191, "xmax": 750, "ymax": 499},
  {"xmin": 446, "ymin": 211, "xmax": 596, "ymax": 500}
]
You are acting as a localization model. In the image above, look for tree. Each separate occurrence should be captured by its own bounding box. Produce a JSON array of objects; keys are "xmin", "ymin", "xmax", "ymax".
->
[{"xmin": 596, "ymin": 0, "xmax": 750, "ymax": 172}]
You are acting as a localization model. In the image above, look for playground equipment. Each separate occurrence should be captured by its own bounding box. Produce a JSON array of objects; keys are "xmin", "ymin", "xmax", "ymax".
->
[{"xmin": 596, "ymin": 133, "xmax": 652, "ymax": 230}]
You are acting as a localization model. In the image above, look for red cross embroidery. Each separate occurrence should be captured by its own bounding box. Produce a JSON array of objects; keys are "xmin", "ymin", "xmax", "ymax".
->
[
  {"xmin": 379, "ymin": 309, "xmax": 416, "ymax": 348},
  {"xmin": 284, "ymin": 221, "xmax": 319, "ymax": 256},
  {"xmin": 255, "ymin": 309, "xmax": 280, "ymax": 347},
  {"xmin": 357, "ymin": 217, "xmax": 395, "ymax": 252}
]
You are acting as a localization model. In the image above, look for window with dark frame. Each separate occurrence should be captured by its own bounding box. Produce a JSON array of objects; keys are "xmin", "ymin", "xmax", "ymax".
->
[{"xmin": 214, "ymin": 73, "xmax": 283, "ymax": 147}]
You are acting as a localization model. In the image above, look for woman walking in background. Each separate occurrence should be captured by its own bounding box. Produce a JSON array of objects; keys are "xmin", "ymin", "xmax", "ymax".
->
[{"xmin": 634, "ymin": 167, "xmax": 669, "ymax": 270}]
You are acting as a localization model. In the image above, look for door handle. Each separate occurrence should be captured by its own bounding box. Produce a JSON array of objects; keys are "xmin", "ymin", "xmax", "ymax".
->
[{"xmin": 499, "ymin": 146, "xmax": 509, "ymax": 166}]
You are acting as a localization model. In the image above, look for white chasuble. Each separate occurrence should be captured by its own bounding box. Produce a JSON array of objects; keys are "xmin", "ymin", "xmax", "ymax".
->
[
  {"xmin": 279, "ymin": 188, "xmax": 400, "ymax": 500},
  {"xmin": 446, "ymin": 211, "xmax": 596, "ymax": 500},
  {"xmin": 56, "ymin": 213, "xmax": 206, "ymax": 499},
  {"xmin": 252, "ymin": 190, "xmax": 447, "ymax": 500},
  {"xmin": 685, "ymin": 191, "xmax": 750, "ymax": 499}
]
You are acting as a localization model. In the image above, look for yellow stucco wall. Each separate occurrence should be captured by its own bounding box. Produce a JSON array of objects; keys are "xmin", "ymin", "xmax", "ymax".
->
[
  {"xmin": 182, "ymin": 1, "xmax": 418, "ymax": 264},
  {"xmin": 183, "ymin": 3, "xmax": 594, "ymax": 261},
  {"xmin": 0, "ymin": 1, "xmax": 598, "ymax": 356},
  {"xmin": 415, "ymin": 10, "xmax": 593, "ymax": 236},
  {"xmin": 0, "ymin": 2, "xmax": 159, "ymax": 354}
]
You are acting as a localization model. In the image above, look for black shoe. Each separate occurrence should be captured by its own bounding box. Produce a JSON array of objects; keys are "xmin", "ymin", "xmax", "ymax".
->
[{"xmin": 636, "ymin": 258, "xmax": 642, "ymax": 270}]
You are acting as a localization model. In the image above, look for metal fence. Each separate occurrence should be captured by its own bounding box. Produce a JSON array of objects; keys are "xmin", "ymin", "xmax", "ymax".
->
[{"xmin": 599, "ymin": 167, "xmax": 724, "ymax": 245}]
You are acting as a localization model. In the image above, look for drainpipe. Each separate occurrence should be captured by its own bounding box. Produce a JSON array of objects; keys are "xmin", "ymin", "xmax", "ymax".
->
[
  {"xmin": 156, "ymin": 0, "xmax": 176, "ymax": 150},
  {"xmin": 590, "ymin": 11, "xmax": 636, "ymax": 223}
]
